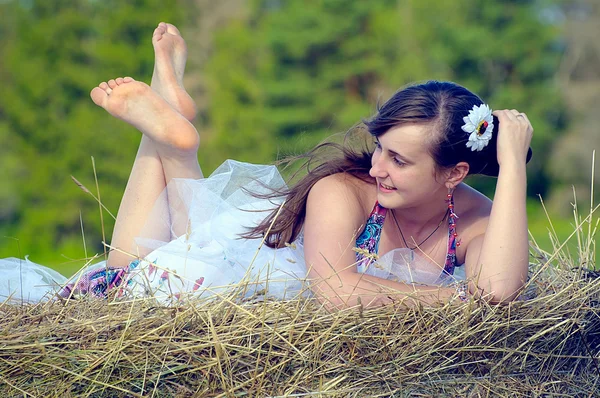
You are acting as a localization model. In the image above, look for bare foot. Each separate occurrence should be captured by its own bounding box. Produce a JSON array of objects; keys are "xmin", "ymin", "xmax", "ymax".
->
[
  {"xmin": 90, "ymin": 77, "xmax": 199, "ymax": 153},
  {"xmin": 151, "ymin": 22, "xmax": 197, "ymax": 121}
]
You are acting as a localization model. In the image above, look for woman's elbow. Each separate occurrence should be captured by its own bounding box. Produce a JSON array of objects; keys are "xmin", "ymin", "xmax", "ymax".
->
[{"xmin": 475, "ymin": 282, "xmax": 525, "ymax": 304}]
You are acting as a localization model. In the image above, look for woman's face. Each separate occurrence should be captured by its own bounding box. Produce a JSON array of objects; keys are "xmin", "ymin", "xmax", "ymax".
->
[{"xmin": 369, "ymin": 123, "xmax": 446, "ymax": 210}]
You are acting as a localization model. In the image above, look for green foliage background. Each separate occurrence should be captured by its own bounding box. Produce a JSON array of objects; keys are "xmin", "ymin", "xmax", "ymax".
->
[{"xmin": 0, "ymin": 0, "xmax": 593, "ymax": 275}]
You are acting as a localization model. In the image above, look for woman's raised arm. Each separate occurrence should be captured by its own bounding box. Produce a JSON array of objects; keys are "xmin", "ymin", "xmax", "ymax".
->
[{"xmin": 464, "ymin": 109, "xmax": 534, "ymax": 302}]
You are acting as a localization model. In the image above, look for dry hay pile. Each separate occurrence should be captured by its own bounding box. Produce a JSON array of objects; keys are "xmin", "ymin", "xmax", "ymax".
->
[{"xmin": 1, "ymin": 263, "xmax": 599, "ymax": 397}]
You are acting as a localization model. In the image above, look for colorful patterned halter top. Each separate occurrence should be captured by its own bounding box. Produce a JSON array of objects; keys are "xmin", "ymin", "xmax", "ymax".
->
[{"xmin": 355, "ymin": 200, "xmax": 460, "ymax": 276}]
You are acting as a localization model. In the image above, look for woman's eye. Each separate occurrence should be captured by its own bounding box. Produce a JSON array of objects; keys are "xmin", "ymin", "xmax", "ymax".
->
[{"xmin": 393, "ymin": 158, "xmax": 405, "ymax": 166}]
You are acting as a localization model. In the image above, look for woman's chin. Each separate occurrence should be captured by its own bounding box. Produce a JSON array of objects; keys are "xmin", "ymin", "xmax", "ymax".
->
[{"xmin": 376, "ymin": 194, "xmax": 400, "ymax": 209}]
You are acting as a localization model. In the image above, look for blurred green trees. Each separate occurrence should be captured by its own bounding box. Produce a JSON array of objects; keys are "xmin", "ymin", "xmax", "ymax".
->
[
  {"xmin": 0, "ymin": 0, "xmax": 579, "ymax": 273},
  {"xmin": 201, "ymin": 0, "xmax": 564, "ymax": 196},
  {"xmin": 0, "ymin": 0, "xmax": 184, "ymax": 273}
]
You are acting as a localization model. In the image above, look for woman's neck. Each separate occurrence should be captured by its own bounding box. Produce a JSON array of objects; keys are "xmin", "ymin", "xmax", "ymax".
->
[{"xmin": 391, "ymin": 189, "xmax": 453, "ymax": 231}]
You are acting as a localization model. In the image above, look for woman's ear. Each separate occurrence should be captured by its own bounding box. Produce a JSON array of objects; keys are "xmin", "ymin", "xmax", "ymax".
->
[{"xmin": 445, "ymin": 161, "xmax": 470, "ymax": 189}]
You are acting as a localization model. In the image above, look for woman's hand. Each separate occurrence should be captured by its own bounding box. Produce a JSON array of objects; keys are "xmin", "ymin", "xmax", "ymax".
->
[{"xmin": 492, "ymin": 109, "xmax": 533, "ymax": 167}]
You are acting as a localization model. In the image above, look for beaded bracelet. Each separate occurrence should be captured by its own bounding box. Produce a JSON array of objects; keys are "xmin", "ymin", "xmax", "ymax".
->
[{"xmin": 453, "ymin": 280, "xmax": 469, "ymax": 303}]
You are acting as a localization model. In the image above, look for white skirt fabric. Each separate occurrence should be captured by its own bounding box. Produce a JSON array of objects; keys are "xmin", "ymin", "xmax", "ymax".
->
[
  {"xmin": 1, "ymin": 161, "xmax": 307, "ymax": 303},
  {"xmin": 1, "ymin": 160, "xmax": 464, "ymax": 304},
  {"xmin": 0, "ymin": 257, "xmax": 69, "ymax": 303},
  {"xmin": 123, "ymin": 160, "xmax": 308, "ymax": 302}
]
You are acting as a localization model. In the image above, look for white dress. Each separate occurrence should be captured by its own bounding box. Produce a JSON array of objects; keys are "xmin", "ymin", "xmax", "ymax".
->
[
  {"xmin": 1, "ymin": 161, "xmax": 307, "ymax": 303},
  {"xmin": 0, "ymin": 160, "xmax": 464, "ymax": 303}
]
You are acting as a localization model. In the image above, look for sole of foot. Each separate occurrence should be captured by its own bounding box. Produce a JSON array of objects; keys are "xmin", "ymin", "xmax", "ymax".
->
[
  {"xmin": 90, "ymin": 77, "xmax": 199, "ymax": 154},
  {"xmin": 151, "ymin": 22, "xmax": 197, "ymax": 122}
]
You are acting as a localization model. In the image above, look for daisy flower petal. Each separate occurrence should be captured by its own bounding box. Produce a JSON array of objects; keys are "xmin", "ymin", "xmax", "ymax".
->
[{"xmin": 461, "ymin": 104, "xmax": 494, "ymax": 152}]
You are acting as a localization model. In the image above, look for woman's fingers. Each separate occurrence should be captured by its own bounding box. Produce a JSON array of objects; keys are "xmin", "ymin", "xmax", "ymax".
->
[
  {"xmin": 492, "ymin": 109, "xmax": 533, "ymax": 166},
  {"xmin": 517, "ymin": 113, "xmax": 532, "ymax": 129},
  {"xmin": 511, "ymin": 109, "xmax": 530, "ymax": 125},
  {"xmin": 493, "ymin": 109, "xmax": 531, "ymax": 129},
  {"xmin": 493, "ymin": 109, "xmax": 517, "ymax": 121}
]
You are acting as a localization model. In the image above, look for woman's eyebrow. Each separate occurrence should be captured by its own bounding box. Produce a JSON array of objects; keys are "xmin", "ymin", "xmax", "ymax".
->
[{"xmin": 387, "ymin": 148, "xmax": 411, "ymax": 162}]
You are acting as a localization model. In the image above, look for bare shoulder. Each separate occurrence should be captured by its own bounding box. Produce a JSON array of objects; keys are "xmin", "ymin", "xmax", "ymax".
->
[
  {"xmin": 308, "ymin": 173, "xmax": 374, "ymax": 220},
  {"xmin": 452, "ymin": 184, "xmax": 492, "ymax": 263},
  {"xmin": 308, "ymin": 173, "xmax": 375, "ymax": 211},
  {"xmin": 454, "ymin": 183, "xmax": 493, "ymax": 236},
  {"xmin": 304, "ymin": 173, "xmax": 375, "ymax": 272}
]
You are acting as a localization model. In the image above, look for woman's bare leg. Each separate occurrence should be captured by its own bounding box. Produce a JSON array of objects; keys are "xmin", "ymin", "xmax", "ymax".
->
[
  {"xmin": 104, "ymin": 23, "xmax": 201, "ymax": 267},
  {"xmin": 106, "ymin": 135, "xmax": 166, "ymax": 267}
]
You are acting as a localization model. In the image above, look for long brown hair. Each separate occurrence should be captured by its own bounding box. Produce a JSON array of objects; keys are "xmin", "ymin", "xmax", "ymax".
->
[
  {"xmin": 244, "ymin": 80, "xmax": 531, "ymax": 247},
  {"xmin": 241, "ymin": 125, "xmax": 374, "ymax": 248}
]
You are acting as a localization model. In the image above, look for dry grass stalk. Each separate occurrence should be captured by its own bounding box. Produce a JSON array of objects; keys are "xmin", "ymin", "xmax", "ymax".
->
[{"xmin": 0, "ymin": 252, "xmax": 599, "ymax": 397}]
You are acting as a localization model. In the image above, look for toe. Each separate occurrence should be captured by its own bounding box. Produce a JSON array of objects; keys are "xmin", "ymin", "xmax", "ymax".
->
[
  {"xmin": 116, "ymin": 77, "xmax": 124, "ymax": 85},
  {"xmin": 123, "ymin": 77, "xmax": 134, "ymax": 83},
  {"xmin": 165, "ymin": 23, "xmax": 181, "ymax": 36},
  {"xmin": 90, "ymin": 87, "xmax": 108, "ymax": 106},
  {"xmin": 99, "ymin": 82, "xmax": 109, "ymax": 90},
  {"xmin": 152, "ymin": 26, "xmax": 165, "ymax": 42},
  {"xmin": 108, "ymin": 79, "xmax": 117, "ymax": 89}
]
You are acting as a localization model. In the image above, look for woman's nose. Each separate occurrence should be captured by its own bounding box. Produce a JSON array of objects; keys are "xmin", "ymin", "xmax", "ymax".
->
[{"xmin": 369, "ymin": 155, "xmax": 387, "ymax": 178}]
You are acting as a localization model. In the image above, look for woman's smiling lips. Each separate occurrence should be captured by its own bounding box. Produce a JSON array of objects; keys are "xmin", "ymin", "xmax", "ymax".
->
[{"xmin": 378, "ymin": 182, "xmax": 396, "ymax": 193}]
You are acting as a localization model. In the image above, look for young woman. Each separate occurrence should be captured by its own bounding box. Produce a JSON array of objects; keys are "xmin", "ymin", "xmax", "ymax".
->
[{"xmin": 1, "ymin": 23, "xmax": 533, "ymax": 307}]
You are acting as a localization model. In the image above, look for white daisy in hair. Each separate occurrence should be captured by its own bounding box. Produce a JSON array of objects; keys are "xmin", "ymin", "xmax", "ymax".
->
[{"xmin": 462, "ymin": 103, "xmax": 494, "ymax": 151}]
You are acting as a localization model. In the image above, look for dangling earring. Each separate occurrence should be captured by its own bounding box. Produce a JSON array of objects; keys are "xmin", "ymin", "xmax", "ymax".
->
[{"xmin": 446, "ymin": 187, "xmax": 461, "ymax": 247}]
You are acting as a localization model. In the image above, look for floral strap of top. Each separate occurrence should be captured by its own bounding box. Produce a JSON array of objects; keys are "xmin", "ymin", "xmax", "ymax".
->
[
  {"xmin": 355, "ymin": 201, "xmax": 459, "ymax": 275},
  {"xmin": 355, "ymin": 203, "xmax": 387, "ymax": 273}
]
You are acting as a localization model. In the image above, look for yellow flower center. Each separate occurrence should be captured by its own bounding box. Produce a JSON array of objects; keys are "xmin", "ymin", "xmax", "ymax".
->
[{"xmin": 476, "ymin": 120, "xmax": 489, "ymax": 136}]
